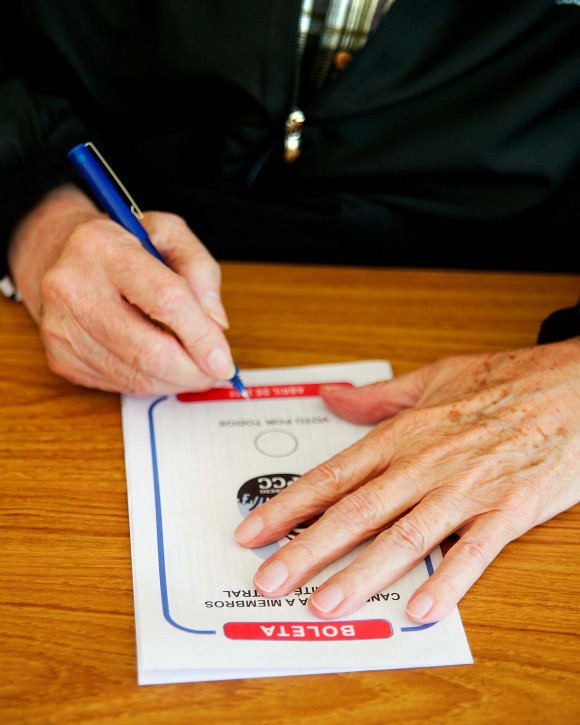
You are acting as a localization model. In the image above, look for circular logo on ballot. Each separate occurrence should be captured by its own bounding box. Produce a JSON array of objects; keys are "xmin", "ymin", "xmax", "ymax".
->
[{"xmin": 236, "ymin": 474, "xmax": 320, "ymax": 559}]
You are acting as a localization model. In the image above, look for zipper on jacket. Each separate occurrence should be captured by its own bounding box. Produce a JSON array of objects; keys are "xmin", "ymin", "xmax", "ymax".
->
[
  {"xmin": 282, "ymin": 0, "xmax": 397, "ymax": 164},
  {"xmin": 283, "ymin": 108, "xmax": 305, "ymax": 162},
  {"xmin": 248, "ymin": 0, "xmax": 397, "ymax": 183},
  {"xmin": 246, "ymin": 1, "xmax": 305, "ymax": 185},
  {"xmin": 282, "ymin": 0, "xmax": 307, "ymax": 164}
]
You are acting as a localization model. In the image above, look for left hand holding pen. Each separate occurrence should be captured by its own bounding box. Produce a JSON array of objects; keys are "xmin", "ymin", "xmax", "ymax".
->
[{"xmin": 235, "ymin": 339, "xmax": 580, "ymax": 623}]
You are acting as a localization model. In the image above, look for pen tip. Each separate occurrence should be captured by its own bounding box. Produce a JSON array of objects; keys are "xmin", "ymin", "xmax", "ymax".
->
[{"xmin": 231, "ymin": 365, "xmax": 250, "ymax": 399}]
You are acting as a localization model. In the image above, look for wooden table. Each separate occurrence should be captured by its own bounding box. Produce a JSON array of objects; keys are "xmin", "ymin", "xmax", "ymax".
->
[{"xmin": 1, "ymin": 263, "xmax": 579, "ymax": 724}]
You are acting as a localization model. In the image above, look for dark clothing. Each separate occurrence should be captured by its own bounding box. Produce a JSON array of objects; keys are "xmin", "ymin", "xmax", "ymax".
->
[
  {"xmin": 538, "ymin": 301, "xmax": 580, "ymax": 344},
  {"xmin": 1, "ymin": 1, "xmax": 579, "ymax": 337}
]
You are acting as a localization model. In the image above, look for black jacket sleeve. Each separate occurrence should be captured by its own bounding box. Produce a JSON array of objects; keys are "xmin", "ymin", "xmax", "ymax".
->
[
  {"xmin": 0, "ymin": 19, "xmax": 89, "ymax": 278},
  {"xmin": 537, "ymin": 301, "xmax": 580, "ymax": 344}
]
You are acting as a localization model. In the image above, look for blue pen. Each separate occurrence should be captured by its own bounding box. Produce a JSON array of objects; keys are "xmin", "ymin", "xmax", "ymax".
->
[{"xmin": 68, "ymin": 142, "xmax": 249, "ymax": 399}]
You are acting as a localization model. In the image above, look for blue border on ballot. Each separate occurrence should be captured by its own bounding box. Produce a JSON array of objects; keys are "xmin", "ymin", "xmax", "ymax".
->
[
  {"xmin": 148, "ymin": 396, "xmax": 437, "ymax": 635},
  {"xmin": 148, "ymin": 396, "xmax": 216, "ymax": 634}
]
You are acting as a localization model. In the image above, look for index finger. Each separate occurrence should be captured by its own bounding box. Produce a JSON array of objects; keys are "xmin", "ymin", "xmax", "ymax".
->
[
  {"xmin": 143, "ymin": 212, "xmax": 229, "ymax": 329},
  {"xmin": 113, "ymin": 247, "xmax": 237, "ymax": 382},
  {"xmin": 234, "ymin": 424, "xmax": 396, "ymax": 546}
]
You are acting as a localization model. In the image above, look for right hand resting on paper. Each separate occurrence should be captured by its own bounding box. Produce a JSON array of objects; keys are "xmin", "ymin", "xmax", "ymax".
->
[{"xmin": 8, "ymin": 184, "xmax": 235, "ymax": 394}]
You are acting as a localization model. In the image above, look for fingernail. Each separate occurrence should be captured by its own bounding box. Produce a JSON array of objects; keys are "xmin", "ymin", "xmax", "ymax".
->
[
  {"xmin": 235, "ymin": 515, "xmax": 264, "ymax": 544},
  {"xmin": 406, "ymin": 592, "xmax": 435, "ymax": 619},
  {"xmin": 203, "ymin": 292, "xmax": 229, "ymax": 329},
  {"xmin": 255, "ymin": 560, "xmax": 289, "ymax": 594},
  {"xmin": 311, "ymin": 583, "xmax": 344, "ymax": 614},
  {"xmin": 207, "ymin": 347, "xmax": 236, "ymax": 380},
  {"xmin": 319, "ymin": 385, "xmax": 346, "ymax": 392}
]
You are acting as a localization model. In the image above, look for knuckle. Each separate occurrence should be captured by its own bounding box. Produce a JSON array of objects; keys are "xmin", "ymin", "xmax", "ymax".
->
[
  {"xmin": 44, "ymin": 346, "xmax": 88, "ymax": 390},
  {"xmin": 309, "ymin": 459, "xmax": 344, "ymax": 497},
  {"xmin": 192, "ymin": 243, "xmax": 219, "ymax": 270},
  {"xmin": 328, "ymin": 488, "xmax": 383, "ymax": 535},
  {"xmin": 39, "ymin": 315, "xmax": 61, "ymax": 347},
  {"xmin": 39, "ymin": 314, "xmax": 73, "ymax": 361},
  {"xmin": 388, "ymin": 517, "xmax": 426, "ymax": 557},
  {"xmin": 147, "ymin": 212, "xmax": 194, "ymax": 248},
  {"xmin": 284, "ymin": 537, "xmax": 317, "ymax": 564},
  {"xmin": 457, "ymin": 534, "xmax": 492, "ymax": 571},
  {"xmin": 499, "ymin": 483, "xmax": 535, "ymax": 521},
  {"xmin": 298, "ymin": 456, "xmax": 357, "ymax": 510},
  {"xmin": 130, "ymin": 339, "xmax": 169, "ymax": 380},
  {"xmin": 40, "ymin": 266, "xmax": 70, "ymax": 303},
  {"xmin": 44, "ymin": 347, "xmax": 67, "ymax": 377},
  {"xmin": 183, "ymin": 320, "xmax": 216, "ymax": 349},
  {"xmin": 63, "ymin": 222, "xmax": 91, "ymax": 253},
  {"xmin": 41, "ymin": 262, "xmax": 92, "ymax": 315},
  {"xmin": 70, "ymin": 218, "xmax": 116, "ymax": 257},
  {"xmin": 127, "ymin": 366, "xmax": 158, "ymax": 396},
  {"xmin": 154, "ymin": 278, "xmax": 190, "ymax": 313},
  {"xmin": 162, "ymin": 212, "xmax": 188, "ymax": 231}
]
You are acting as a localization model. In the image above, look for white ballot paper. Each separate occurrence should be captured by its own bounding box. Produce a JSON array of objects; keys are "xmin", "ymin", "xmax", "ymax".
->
[{"xmin": 121, "ymin": 360, "xmax": 473, "ymax": 684}]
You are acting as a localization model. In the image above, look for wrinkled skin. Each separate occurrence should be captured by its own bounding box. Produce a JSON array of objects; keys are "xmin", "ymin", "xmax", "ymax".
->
[
  {"xmin": 9, "ymin": 185, "xmax": 234, "ymax": 394},
  {"xmin": 235, "ymin": 341, "xmax": 580, "ymax": 624}
]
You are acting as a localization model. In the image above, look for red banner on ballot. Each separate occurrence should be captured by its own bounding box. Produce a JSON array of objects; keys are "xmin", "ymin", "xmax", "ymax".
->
[
  {"xmin": 177, "ymin": 382, "xmax": 353, "ymax": 403},
  {"xmin": 223, "ymin": 620, "xmax": 393, "ymax": 641}
]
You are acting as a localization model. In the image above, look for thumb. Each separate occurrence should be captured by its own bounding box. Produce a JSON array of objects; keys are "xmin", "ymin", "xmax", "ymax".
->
[{"xmin": 320, "ymin": 366, "xmax": 430, "ymax": 424}]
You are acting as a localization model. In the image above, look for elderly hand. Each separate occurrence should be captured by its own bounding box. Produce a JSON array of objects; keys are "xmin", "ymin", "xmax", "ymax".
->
[
  {"xmin": 235, "ymin": 339, "xmax": 580, "ymax": 624},
  {"xmin": 8, "ymin": 184, "xmax": 234, "ymax": 394}
]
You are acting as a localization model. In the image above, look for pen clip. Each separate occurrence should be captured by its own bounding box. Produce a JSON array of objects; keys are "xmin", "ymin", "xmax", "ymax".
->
[{"xmin": 84, "ymin": 142, "xmax": 144, "ymax": 220}]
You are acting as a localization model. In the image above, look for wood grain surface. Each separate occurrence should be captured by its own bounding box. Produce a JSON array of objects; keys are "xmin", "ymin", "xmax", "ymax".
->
[{"xmin": 1, "ymin": 263, "xmax": 579, "ymax": 724}]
